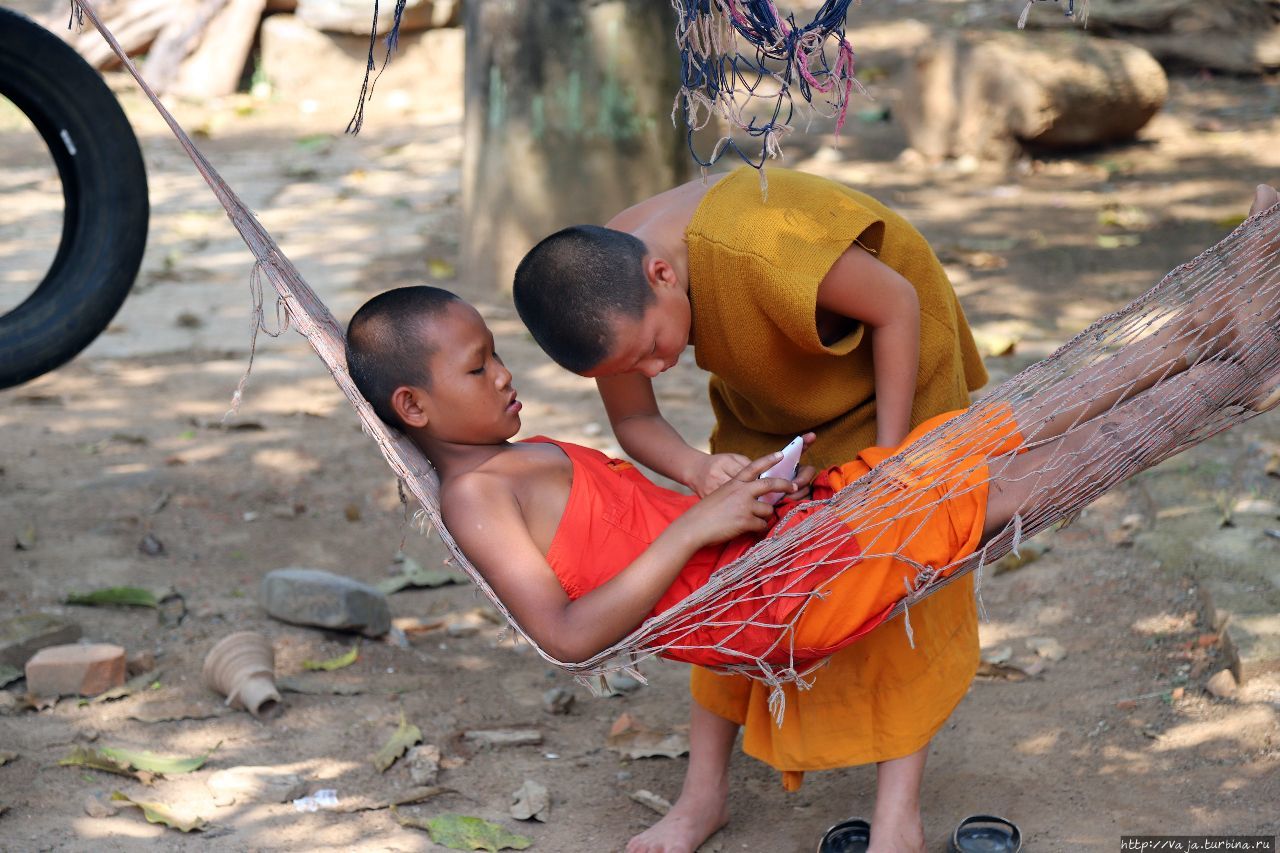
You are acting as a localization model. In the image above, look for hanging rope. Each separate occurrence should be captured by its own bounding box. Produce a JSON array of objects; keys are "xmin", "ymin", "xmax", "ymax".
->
[
  {"xmin": 1018, "ymin": 0, "xmax": 1088, "ymax": 31},
  {"xmin": 669, "ymin": 0, "xmax": 864, "ymax": 176}
]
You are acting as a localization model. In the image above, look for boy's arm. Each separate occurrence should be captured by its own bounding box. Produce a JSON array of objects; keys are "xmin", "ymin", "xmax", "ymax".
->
[
  {"xmin": 597, "ymin": 372, "xmax": 750, "ymax": 495},
  {"xmin": 816, "ymin": 244, "xmax": 921, "ymax": 447},
  {"xmin": 445, "ymin": 458, "xmax": 794, "ymax": 663}
]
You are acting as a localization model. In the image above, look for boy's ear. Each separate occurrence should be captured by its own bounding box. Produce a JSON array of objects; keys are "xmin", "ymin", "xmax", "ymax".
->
[
  {"xmin": 391, "ymin": 385, "xmax": 431, "ymax": 428},
  {"xmin": 642, "ymin": 255, "xmax": 678, "ymax": 291}
]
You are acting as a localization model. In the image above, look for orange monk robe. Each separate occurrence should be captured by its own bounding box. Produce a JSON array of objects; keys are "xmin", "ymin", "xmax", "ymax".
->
[
  {"xmin": 528, "ymin": 408, "xmax": 1022, "ymax": 673},
  {"xmin": 684, "ymin": 167, "xmax": 989, "ymax": 788}
]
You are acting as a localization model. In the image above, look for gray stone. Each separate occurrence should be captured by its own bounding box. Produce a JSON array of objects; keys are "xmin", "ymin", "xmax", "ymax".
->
[
  {"xmin": 406, "ymin": 744, "xmax": 441, "ymax": 786},
  {"xmin": 462, "ymin": 728, "xmax": 543, "ymax": 749},
  {"xmin": 260, "ymin": 568, "xmax": 390, "ymax": 637},
  {"xmin": 1206, "ymin": 668, "xmax": 1238, "ymax": 700},
  {"xmin": 296, "ymin": 0, "xmax": 459, "ymax": 35},
  {"xmin": 83, "ymin": 795, "xmax": 118, "ymax": 819},
  {"xmin": 0, "ymin": 613, "xmax": 81, "ymax": 668},
  {"xmin": 1026, "ymin": 636, "xmax": 1067, "ymax": 662},
  {"xmin": 630, "ymin": 789, "xmax": 672, "ymax": 816},
  {"xmin": 541, "ymin": 687, "xmax": 575, "ymax": 715},
  {"xmin": 603, "ymin": 671, "xmax": 643, "ymax": 696}
]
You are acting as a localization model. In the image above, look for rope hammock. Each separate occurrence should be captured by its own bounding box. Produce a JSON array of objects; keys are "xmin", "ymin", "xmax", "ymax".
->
[{"xmin": 71, "ymin": 1, "xmax": 1279, "ymax": 720}]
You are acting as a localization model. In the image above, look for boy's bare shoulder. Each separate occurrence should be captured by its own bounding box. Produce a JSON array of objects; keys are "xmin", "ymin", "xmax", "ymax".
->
[
  {"xmin": 440, "ymin": 444, "xmax": 561, "ymax": 520},
  {"xmin": 606, "ymin": 173, "xmax": 727, "ymax": 230},
  {"xmin": 442, "ymin": 465, "xmax": 517, "ymax": 516}
]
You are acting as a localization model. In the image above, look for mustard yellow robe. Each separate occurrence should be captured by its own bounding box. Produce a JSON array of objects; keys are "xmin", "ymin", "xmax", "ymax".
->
[{"xmin": 685, "ymin": 167, "xmax": 988, "ymax": 789}]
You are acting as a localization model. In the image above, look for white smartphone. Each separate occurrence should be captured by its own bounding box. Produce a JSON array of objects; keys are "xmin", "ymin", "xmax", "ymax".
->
[{"xmin": 758, "ymin": 435, "xmax": 804, "ymax": 505}]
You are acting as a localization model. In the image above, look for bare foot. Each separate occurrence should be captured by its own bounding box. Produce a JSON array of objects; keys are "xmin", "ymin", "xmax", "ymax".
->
[
  {"xmin": 1248, "ymin": 367, "xmax": 1280, "ymax": 413},
  {"xmin": 626, "ymin": 782, "xmax": 729, "ymax": 853},
  {"xmin": 865, "ymin": 814, "xmax": 925, "ymax": 853},
  {"xmin": 1250, "ymin": 183, "xmax": 1280, "ymax": 217}
]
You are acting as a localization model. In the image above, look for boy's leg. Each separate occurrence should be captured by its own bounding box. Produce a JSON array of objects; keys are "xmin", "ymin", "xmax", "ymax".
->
[
  {"xmin": 869, "ymin": 744, "xmax": 928, "ymax": 853},
  {"xmin": 627, "ymin": 702, "xmax": 733, "ymax": 853},
  {"xmin": 985, "ymin": 357, "xmax": 1280, "ymax": 541},
  {"xmin": 1013, "ymin": 195, "xmax": 1280, "ymax": 447}
]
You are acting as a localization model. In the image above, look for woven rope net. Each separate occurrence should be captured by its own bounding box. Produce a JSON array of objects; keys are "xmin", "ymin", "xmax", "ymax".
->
[
  {"xmin": 669, "ymin": 0, "xmax": 1089, "ymax": 176},
  {"xmin": 73, "ymin": 0, "xmax": 1278, "ymax": 718}
]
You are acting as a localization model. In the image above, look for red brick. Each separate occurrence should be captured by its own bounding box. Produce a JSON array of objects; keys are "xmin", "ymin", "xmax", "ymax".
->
[{"xmin": 25, "ymin": 644, "xmax": 126, "ymax": 697}]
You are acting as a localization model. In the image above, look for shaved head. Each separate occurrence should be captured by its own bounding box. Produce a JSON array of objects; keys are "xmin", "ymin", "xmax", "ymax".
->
[{"xmin": 345, "ymin": 286, "xmax": 459, "ymax": 426}]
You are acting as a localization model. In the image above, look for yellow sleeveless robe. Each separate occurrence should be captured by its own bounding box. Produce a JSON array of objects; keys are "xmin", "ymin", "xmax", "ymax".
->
[{"xmin": 686, "ymin": 168, "xmax": 988, "ymax": 788}]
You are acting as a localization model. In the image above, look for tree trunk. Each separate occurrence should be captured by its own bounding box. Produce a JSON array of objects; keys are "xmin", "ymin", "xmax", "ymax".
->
[
  {"xmin": 463, "ymin": 0, "xmax": 689, "ymax": 292},
  {"xmin": 170, "ymin": 0, "xmax": 268, "ymax": 98}
]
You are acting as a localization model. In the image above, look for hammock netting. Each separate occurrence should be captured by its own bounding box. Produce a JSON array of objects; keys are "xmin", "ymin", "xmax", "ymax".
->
[{"xmin": 71, "ymin": 0, "xmax": 1278, "ymax": 721}]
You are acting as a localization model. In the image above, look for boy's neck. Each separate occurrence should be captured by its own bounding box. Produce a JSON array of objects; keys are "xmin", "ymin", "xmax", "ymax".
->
[
  {"xmin": 631, "ymin": 222, "xmax": 691, "ymax": 293},
  {"xmin": 609, "ymin": 178, "xmax": 717, "ymax": 292},
  {"xmin": 414, "ymin": 435, "xmax": 517, "ymax": 481}
]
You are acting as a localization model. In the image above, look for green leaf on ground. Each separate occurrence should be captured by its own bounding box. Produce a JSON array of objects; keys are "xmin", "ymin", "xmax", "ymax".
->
[
  {"xmin": 1096, "ymin": 234, "xmax": 1141, "ymax": 249},
  {"xmin": 64, "ymin": 586, "xmax": 158, "ymax": 608},
  {"xmin": 372, "ymin": 713, "xmax": 422, "ymax": 772},
  {"xmin": 392, "ymin": 810, "xmax": 532, "ymax": 851},
  {"xmin": 303, "ymin": 645, "xmax": 359, "ymax": 671},
  {"xmin": 294, "ymin": 133, "xmax": 334, "ymax": 152},
  {"xmin": 59, "ymin": 746, "xmax": 154, "ymax": 784},
  {"xmin": 0, "ymin": 664, "xmax": 22, "ymax": 687},
  {"xmin": 100, "ymin": 742, "xmax": 220, "ymax": 775},
  {"xmin": 111, "ymin": 792, "xmax": 207, "ymax": 833},
  {"xmin": 62, "ymin": 743, "xmax": 218, "ymax": 781},
  {"xmin": 427, "ymin": 258, "xmax": 457, "ymax": 280},
  {"xmin": 992, "ymin": 540, "xmax": 1051, "ymax": 575},
  {"xmin": 14, "ymin": 522, "xmax": 36, "ymax": 550},
  {"xmin": 378, "ymin": 554, "xmax": 467, "ymax": 595}
]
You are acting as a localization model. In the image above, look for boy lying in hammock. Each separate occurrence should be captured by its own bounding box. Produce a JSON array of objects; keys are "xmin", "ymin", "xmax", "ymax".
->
[{"xmin": 343, "ymin": 197, "xmax": 1280, "ymax": 671}]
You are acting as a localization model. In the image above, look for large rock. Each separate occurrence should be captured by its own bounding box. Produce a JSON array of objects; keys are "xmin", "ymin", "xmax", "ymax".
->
[
  {"xmin": 260, "ymin": 568, "xmax": 391, "ymax": 636},
  {"xmin": 1025, "ymin": 0, "xmax": 1280, "ymax": 75},
  {"xmin": 0, "ymin": 613, "xmax": 82, "ymax": 668},
  {"xmin": 898, "ymin": 30, "xmax": 1168, "ymax": 162},
  {"xmin": 296, "ymin": 0, "xmax": 460, "ymax": 34},
  {"xmin": 259, "ymin": 13, "xmax": 463, "ymax": 102}
]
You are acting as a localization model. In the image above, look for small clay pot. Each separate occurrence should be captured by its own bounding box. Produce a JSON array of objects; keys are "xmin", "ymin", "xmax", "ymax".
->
[{"xmin": 202, "ymin": 631, "xmax": 282, "ymax": 718}]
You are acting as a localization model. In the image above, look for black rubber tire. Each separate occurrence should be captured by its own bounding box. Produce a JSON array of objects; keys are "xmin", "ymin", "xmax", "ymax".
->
[{"xmin": 0, "ymin": 7, "xmax": 148, "ymax": 389}]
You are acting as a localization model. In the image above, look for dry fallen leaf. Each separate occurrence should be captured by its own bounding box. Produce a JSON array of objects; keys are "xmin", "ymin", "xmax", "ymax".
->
[
  {"xmin": 393, "ymin": 809, "xmax": 532, "ymax": 851},
  {"xmin": 111, "ymin": 792, "xmax": 207, "ymax": 833},
  {"xmin": 302, "ymin": 645, "xmax": 359, "ymax": 671},
  {"xmin": 372, "ymin": 713, "xmax": 422, "ymax": 772},
  {"xmin": 606, "ymin": 713, "xmax": 689, "ymax": 760},
  {"xmin": 14, "ymin": 522, "xmax": 36, "ymax": 551},
  {"xmin": 510, "ymin": 779, "xmax": 550, "ymax": 822}
]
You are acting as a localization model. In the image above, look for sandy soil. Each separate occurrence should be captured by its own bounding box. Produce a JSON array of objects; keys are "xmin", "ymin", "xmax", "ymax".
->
[{"xmin": 2, "ymin": 2, "xmax": 1279, "ymax": 851}]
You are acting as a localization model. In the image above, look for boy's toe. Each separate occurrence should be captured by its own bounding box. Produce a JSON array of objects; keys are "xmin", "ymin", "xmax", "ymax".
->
[{"xmin": 1249, "ymin": 184, "xmax": 1280, "ymax": 217}]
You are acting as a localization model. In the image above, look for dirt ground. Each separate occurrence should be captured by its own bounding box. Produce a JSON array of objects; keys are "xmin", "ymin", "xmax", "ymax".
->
[{"xmin": 3, "ymin": 2, "xmax": 1280, "ymax": 851}]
